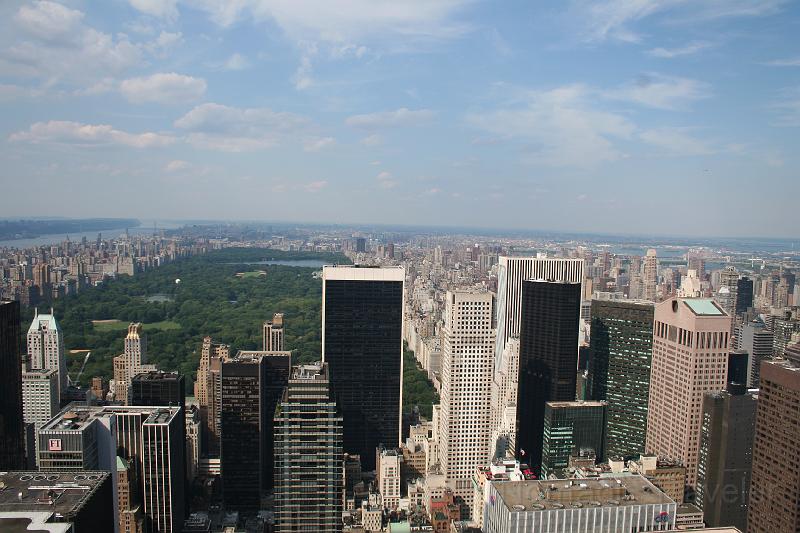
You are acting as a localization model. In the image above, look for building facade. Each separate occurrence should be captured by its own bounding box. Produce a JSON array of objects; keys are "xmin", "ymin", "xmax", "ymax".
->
[
  {"xmin": 141, "ymin": 408, "xmax": 186, "ymax": 533},
  {"xmin": 540, "ymin": 401, "xmax": 607, "ymax": 479},
  {"xmin": 194, "ymin": 336, "xmax": 229, "ymax": 455},
  {"xmin": 263, "ymin": 312, "xmax": 285, "ymax": 351},
  {"xmin": 0, "ymin": 301, "xmax": 25, "ymax": 470},
  {"xmin": 131, "ymin": 371, "xmax": 185, "ymax": 408},
  {"xmin": 111, "ymin": 324, "xmax": 157, "ymax": 404},
  {"xmin": 588, "ymin": 299, "xmax": 654, "ymax": 460},
  {"xmin": 645, "ymin": 298, "xmax": 731, "ymax": 487},
  {"xmin": 26, "ymin": 309, "xmax": 67, "ymax": 398},
  {"xmin": 322, "ymin": 265, "xmax": 404, "ymax": 470}
]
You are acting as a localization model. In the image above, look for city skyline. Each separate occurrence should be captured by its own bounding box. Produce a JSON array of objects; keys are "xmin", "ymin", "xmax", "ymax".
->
[{"xmin": 1, "ymin": 1, "xmax": 799, "ymax": 237}]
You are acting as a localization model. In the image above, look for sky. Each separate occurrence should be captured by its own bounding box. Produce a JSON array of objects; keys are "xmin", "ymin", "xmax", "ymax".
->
[{"xmin": 0, "ymin": 0, "xmax": 799, "ymax": 238}]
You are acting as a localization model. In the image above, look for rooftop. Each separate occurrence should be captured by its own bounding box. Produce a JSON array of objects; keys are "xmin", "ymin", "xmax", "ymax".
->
[
  {"xmin": 546, "ymin": 400, "xmax": 607, "ymax": 409},
  {"xmin": 0, "ymin": 512, "xmax": 71, "ymax": 533},
  {"xmin": 132, "ymin": 371, "xmax": 181, "ymax": 381},
  {"xmin": 39, "ymin": 404, "xmax": 181, "ymax": 433},
  {"xmin": 492, "ymin": 475, "xmax": 673, "ymax": 512},
  {"xmin": 683, "ymin": 299, "xmax": 726, "ymax": 316},
  {"xmin": 28, "ymin": 310, "xmax": 59, "ymax": 334},
  {"xmin": 0, "ymin": 471, "xmax": 109, "ymax": 519}
]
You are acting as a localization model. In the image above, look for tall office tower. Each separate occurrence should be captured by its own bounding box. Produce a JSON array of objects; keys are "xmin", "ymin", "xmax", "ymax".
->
[
  {"xmin": 748, "ymin": 359, "xmax": 800, "ymax": 533},
  {"xmin": 194, "ymin": 336, "xmax": 229, "ymax": 454},
  {"xmin": 185, "ymin": 405, "xmax": 201, "ymax": 483},
  {"xmin": 274, "ymin": 362, "xmax": 343, "ymax": 533},
  {"xmin": 736, "ymin": 277, "xmax": 754, "ymax": 314},
  {"xmin": 141, "ymin": 408, "xmax": 186, "ymax": 533},
  {"xmin": 494, "ymin": 256, "xmax": 584, "ymax": 373},
  {"xmin": 645, "ymin": 298, "xmax": 731, "ymax": 487},
  {"xmin": 728, "ymin": 350, "xmax": 750, "ymax": 385},
  {"xmin": 588, "ymin": 300, "xmax": 654, "ymax": 460},
  {"xmin": 131, "ymin": 371, "xmax": 185, "ymax": 408},
  {"xmin": 26, "ymin": 309, "xmax": 67, "ymax": 397},
  {"xmin": 516, "ymin": 280, "xmax": 581, "ymax": 474},
  {"xmin": 489, "ymin": 338, "xmax": 520, "ymax": 459},
  {"xmin": 111, "ymin": 324, "xmax": 157, "ymax": 404},
  {"xmin": 0, "ymin": 300, "xmax": 25, "ymax": 470},
  {"xmin": 117, "ymin": 456, "xmax": 146, "ymax": 533},
  {"xmin": 738, "ymin": 320, "xmax": 773, "ymax": 387},
  {"xmin": 438, "ymin": 290, "xmax": 495, "ymax": 502},
  {"xmin": 322, "ymin": 265, "xmax": 404, "ymax": 470},
  {"xmin": 688, "ymin": 253, "xmax": 706, "ymax": 280},
  {"xmin": 21, "ymin": 369, "xmax": 59, "ymax": 449},
  {"xmin": 540, "ymin": 400, "xmax": 607, "ymax": 479},
  {"xmin": 696, "ymin": 384, "xmax": 756, "ymax": 531},
  {"xmin": 643, "ymin": 249, "xmax": 658, "ymax": 302},
  {"xmin": 263, "ymin": 312, "xmax": 285, "ymax": 351},
  {"xmin": 718, "ymin": 266, "xmax": 740, "ymax": 316}
]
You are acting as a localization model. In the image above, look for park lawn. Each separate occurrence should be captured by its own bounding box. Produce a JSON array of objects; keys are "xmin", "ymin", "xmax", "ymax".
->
[{"xmin": 92, "ymin": 320, "xmax": 182, "ymax": 332}]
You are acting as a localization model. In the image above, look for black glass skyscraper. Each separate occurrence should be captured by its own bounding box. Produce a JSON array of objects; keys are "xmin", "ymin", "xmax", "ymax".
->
[
  {"xmin": 516, "ymin": 280, "xmax": 580, "ymax": 473},
  {"xmin": 322, "ymin": 266, "xmax": 404, "ymax": 471},
  {"xmin": 0, "ymin": 301, "xmax": 25, "ymax": 470},
  {"xmin": 588, "ymin": 299, "xmax": 654, "ymax": 460},
  {"xmin": 736, "ymin": 277, "xmax": 754, "ymax": 314},
  {"xmin": 131, "ymin": 371, "xmax": 186, "ymax": 408}
]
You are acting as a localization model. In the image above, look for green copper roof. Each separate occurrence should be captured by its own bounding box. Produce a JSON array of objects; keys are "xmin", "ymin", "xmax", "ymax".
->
[
  {"xmin": 684, "ymin": 299, "xmax": 725, "ymax": 316},
  {"xmin": 116, "ymin": 456, "xmax": 128, "ymax": 471}
]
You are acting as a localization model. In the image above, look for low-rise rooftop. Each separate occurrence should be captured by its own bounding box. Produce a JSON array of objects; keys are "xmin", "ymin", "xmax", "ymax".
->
[{"xmin": 0, "ymin": 471, "xmax": 109, "ymax": 519}]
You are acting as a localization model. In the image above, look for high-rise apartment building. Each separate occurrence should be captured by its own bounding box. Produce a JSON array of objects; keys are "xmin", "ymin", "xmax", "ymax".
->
[
  {"xmin": 718, "ymin": 267, "xmax": 740, "ymax": 317},
  {"xmin": 540, "ymin": 400, "xmax": 607, "ymax": 479},
  {"xmin": 376, "ymin": 447, "xmax": 401, "ymax": 510},
  {"xmin": 21, "ymin": 368, "xmax": 59, "ymax": 451},
  {"xmin": 131, "ymin": 371, "xmax": 185, "ymax": 408},
  {"xmin": 747, "ymin": 359, "xmax": 800, "ymax": 533},
  {"xmin": 516, "ymin": 279, "xmax": 581, "ymax": 474},
  {"xmin": 646, "ymin": 298, "xmax": 731, "ymax": 487},
  {"xmin": 0, "ymin": 300, "xmax": 25, "ymax": 470},
  {"xmin": 263, "ymin": 312, "xmax": 285, "ymax": 351},
  {"xmin": 194, "ymin": 336, "xmax": 229, "ymax": 455},
  {"xmin": 111, "ymin": 324, "xmax": 157, "ymax": 404},
  {"xmin": 588, "ymin": 299, "xmax": 654, "ymax": 460},
  {"xmin": 494, "ymin": 256, "xmax": 584, "ymax": 373},
  {"xmin": 141, "ymin": 408, "xmax": 186, "ymax": 533},
  {"xmin": 696, "ymin": 384, "xmax": 756, "ymax": 532},
  {"xmin": 737, "ymin": 320, "xmax": 773, "ymax": 388},
  {"xmin": 322, "ymin": 265, "xmax": 404, "ymax": 470},
  {"xmin": 643, "ymin": 249, "xmax": 658, "ymax": 302},
  {"xmin": 438, "ymin": 290, "xmax": 495, "ymax": 502},
  {"xmin": 26, "ymin": 309, "xmax": 67, "ymax": 397},
  {"xmin": 274, "ymin": 362, "xmax": 343, "ymax": 533}
]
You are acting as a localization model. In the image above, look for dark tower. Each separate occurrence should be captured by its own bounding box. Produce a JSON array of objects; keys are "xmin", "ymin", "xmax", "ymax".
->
[
  {"xmin": 0, "ymin": 301, "xmax": 25, "ymax": 470},
  {"xmin": 131, "ymin": 371, "xmax": 186, "ymax": 408},
  {"xmin": 736, "ymin": 277, "xmax": 754, "ymax": 314},
  {"xmin": 322, "ymin": 266, "xmax": 404, "ymax": 471},
  {"xmin": 516, "ymin": 280, "xmax": 581, "ymax": 473}
]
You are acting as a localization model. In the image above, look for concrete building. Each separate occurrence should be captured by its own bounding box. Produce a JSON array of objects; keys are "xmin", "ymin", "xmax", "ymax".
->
[
  {"xmin": 323, "ymin": 265, "xmax": 405, "ymax": 470},
  {"xmin": 439, "ymin": 290, "xmax": 495, "ymax": 504},
  {"xmin": 471, "ymin": 459, "xmax": 532, "ymax": 527},
  {"xmin": 141, "ymin": 407, "xmax": 186, "ymax": 533},
  {"xmin": 588, "ymin": 299, "xmax": 654, "ymax": 460},
  {"xmin": 194, "ymin": 336, "xmax": 229, "ymax": 455},
  {"xmin": 377, "ymin": 447, "xmax": 402, "ymax": 510},
  {"xmin": 747, "ymin": 359, "xmax": 800, "ymax": 533},
  {"xmin": 0, "ymin": 470, "xmax": 113, "ymax": 532},
  {"xmin": 645, "ymin": 298, "xmax": 731, "ymax": 487},
  {"xmin": 643, "ymin": 249, "xmax": 658, "ymax": 302},
  {"xmin": 737, "ymin": 320, "xmax": 773, "ymax": 388},
  {"xmin": 21, "ymin": 368, "xmax": 59, "ymax": 433},
  {"xmin": 26, "ymin": 309, "xmax": 67, "ymax": 398},
  {"xmin": 111, "ymin": 324, "xmax": 157, "ymax": 404},
  {"xmin": 185, "ymin": 404, "xmax": 201, "ymax": 483},
  {"xmin": 274, "ymin": 362, "xmax": 343, "ymax": 533},
  {"xmin": 540, "ymin": 401, "xmax": 607, "ymax": 479},
  {"xmin": 517, "ymin": 280, "xmax": 581, "ymax": 475},
  {"xmin": 696, "ymin": 384, "xmax": 756, "ymax": 532},
  {"xmin": 494, "ymin": 256, "xmax": 584, "ymax": 374},
  {"xmin": 489, "ymin": 338, "xmax": 519, "ymax": 460},
  {"xmin": 483, "ymin": 475, "xmax": 677, "ymax": 533},
  {"xmin": 1, "ymin": 300, "xmax": 26, "ymax": 470},
  {"xmin": 263, "ymin": 312, "xmax": 285, "ymax": 351},
  {"xmin": 116, "ymin": 456, "xmax": 146, "ymax": 533}
]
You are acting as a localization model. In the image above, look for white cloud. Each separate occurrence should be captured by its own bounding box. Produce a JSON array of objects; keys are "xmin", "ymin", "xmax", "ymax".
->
[
  {"xmin": 174, "ymin": 102, "xmax": 318, "ymax": 152},
  {"xmin": 361, "ymin": 134, "xmax": 383, "ymax": 146},
  {"xmin": 292, "ymin": 41, "xmax": 317, "ymax": 90},
  {"xmin": 128, "ymin": 0, "xmax": 179, "ymax": 20},
  {"xmin": 770, "ymin": 87, "xmax": 800, "ymax": 126},
  {"xmin": 120, "ymin": 72, "xmax": 207, "ymax": 104},
  {"xmin": 376, "ymin": 171, "xmax": 397, "ymax": 189},
  {"xmin": 345, "ymin": 108, "xmax": 435, "ymax": 129},
  {"xmin": 142, "ymin": 31, "xmax": 183, "ymax": 56},
  {"xmin": 165, "ymin": 160, "xmax": 190, "ymax": 171},
  {"xmin": 639, "ymin": 127, "xmax": 715, "ymax": 155},
  {"xmin": 467, "ymin": 84, "xmax": 635, "ymax": 167},
  {"xmin": 764, "ymin": 57, "xmax": 800, "ymax": 67},
  {"xmin": 605, "ymin": 73, "xmax": 710, "ymax": 110},
  {"xmin": 304, "ymin": 180, "xmax": 328, "ymax": 193},
  {"xmin": 14, "ymin": 1, "xmax": 85, "ymax": 43},
  {"xmin": 9, "ymin": 120, "xmax": 175, "ymax": 148},
  {"xmin": 646, "ymin": 41, "xmax": 714, "ymax": 58},
  {"xmin": 223, "ymin": 52, "xmax": 251, "ymax": 70},
  {"xmin": 303, "ymin": 137, "xmax": 335, "ymax": 152}
]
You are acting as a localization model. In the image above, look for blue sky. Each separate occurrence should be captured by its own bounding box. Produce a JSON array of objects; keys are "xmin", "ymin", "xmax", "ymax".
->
[{"xmin": 0, "ymin": 0, "xmax": 798, "ymax": 237}]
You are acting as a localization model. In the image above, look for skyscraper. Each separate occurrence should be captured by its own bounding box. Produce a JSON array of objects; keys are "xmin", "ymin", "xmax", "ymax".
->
[
  {"xmin": 0, "ymin": 300, "xmax": 25, "ymax": 471},
  {"xmin": 21, "ymin": 368, "xmax": 59, "ymax": 452},
  {"xmin": 141, "ymin": 408, "xmax": 186, "ymax": 533},
  {"xmin": 489, "ymin": 338, "xmax": 520, "ymax": 459},
  {"xmin": 111, "ymin": 324, "xmax": 157, "ymax": 404},
  {"xmin": 540, "ymin": 400, "xmax": 607, "ymax": 479},
  {"xmin": 588, "ymin": 299, "xmax": 654, "ymax": 460},
  {"xmin": 516, "ymin": 280, "xmax": 581, "ymax": 474},
  {"xmin": 194, "ymin": 336, "xmax": 229, "ymax": 455},
  {"xmin": 646, "ymin": 298, "xmax": 731, "ymax": 487},
  {"xmin": 696, "ymin": 384, "xmax": 756, "ymax": 532},
  {"xmin": 748, "ymin": 359, "xmax": 800, "ymax": 533},
  {"xmin": 26, "ymin": 309, "xmax": 67, "ymax": 398},
  {"xmin": 438, "ymin": 290, "xmax": 495, "ymax": 502},
  {"xmin": 494, "ymin": 256, "xmax": 584, "ymax": 373},
  {"xmin": 737, "ymin": 320, "xmax": 773, "ymax": 388},
  {"xmin": 263, "ymin": 312, "xmax": 285, "ymax": 351},
  {"xmin": 322, "ymin": 265, "xmax": 404, "ymax": 470},
  {"xmin": 736, "ymin": 277, "xmax": 754, "ymax": 314},
  {"xmin": 274, "ymin": 362, "xmax": 343, "ymax": 533},
  {"xmin": 642, "ymin": 249, "xmax": 658, "ymax": 302},
  {"xmin": 131, "ymin": 371, "xmax": 185, "ymax": 408},
  {"xmin": 718, "ymin": 266, "xmax": 739, "ymax": 316}
]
